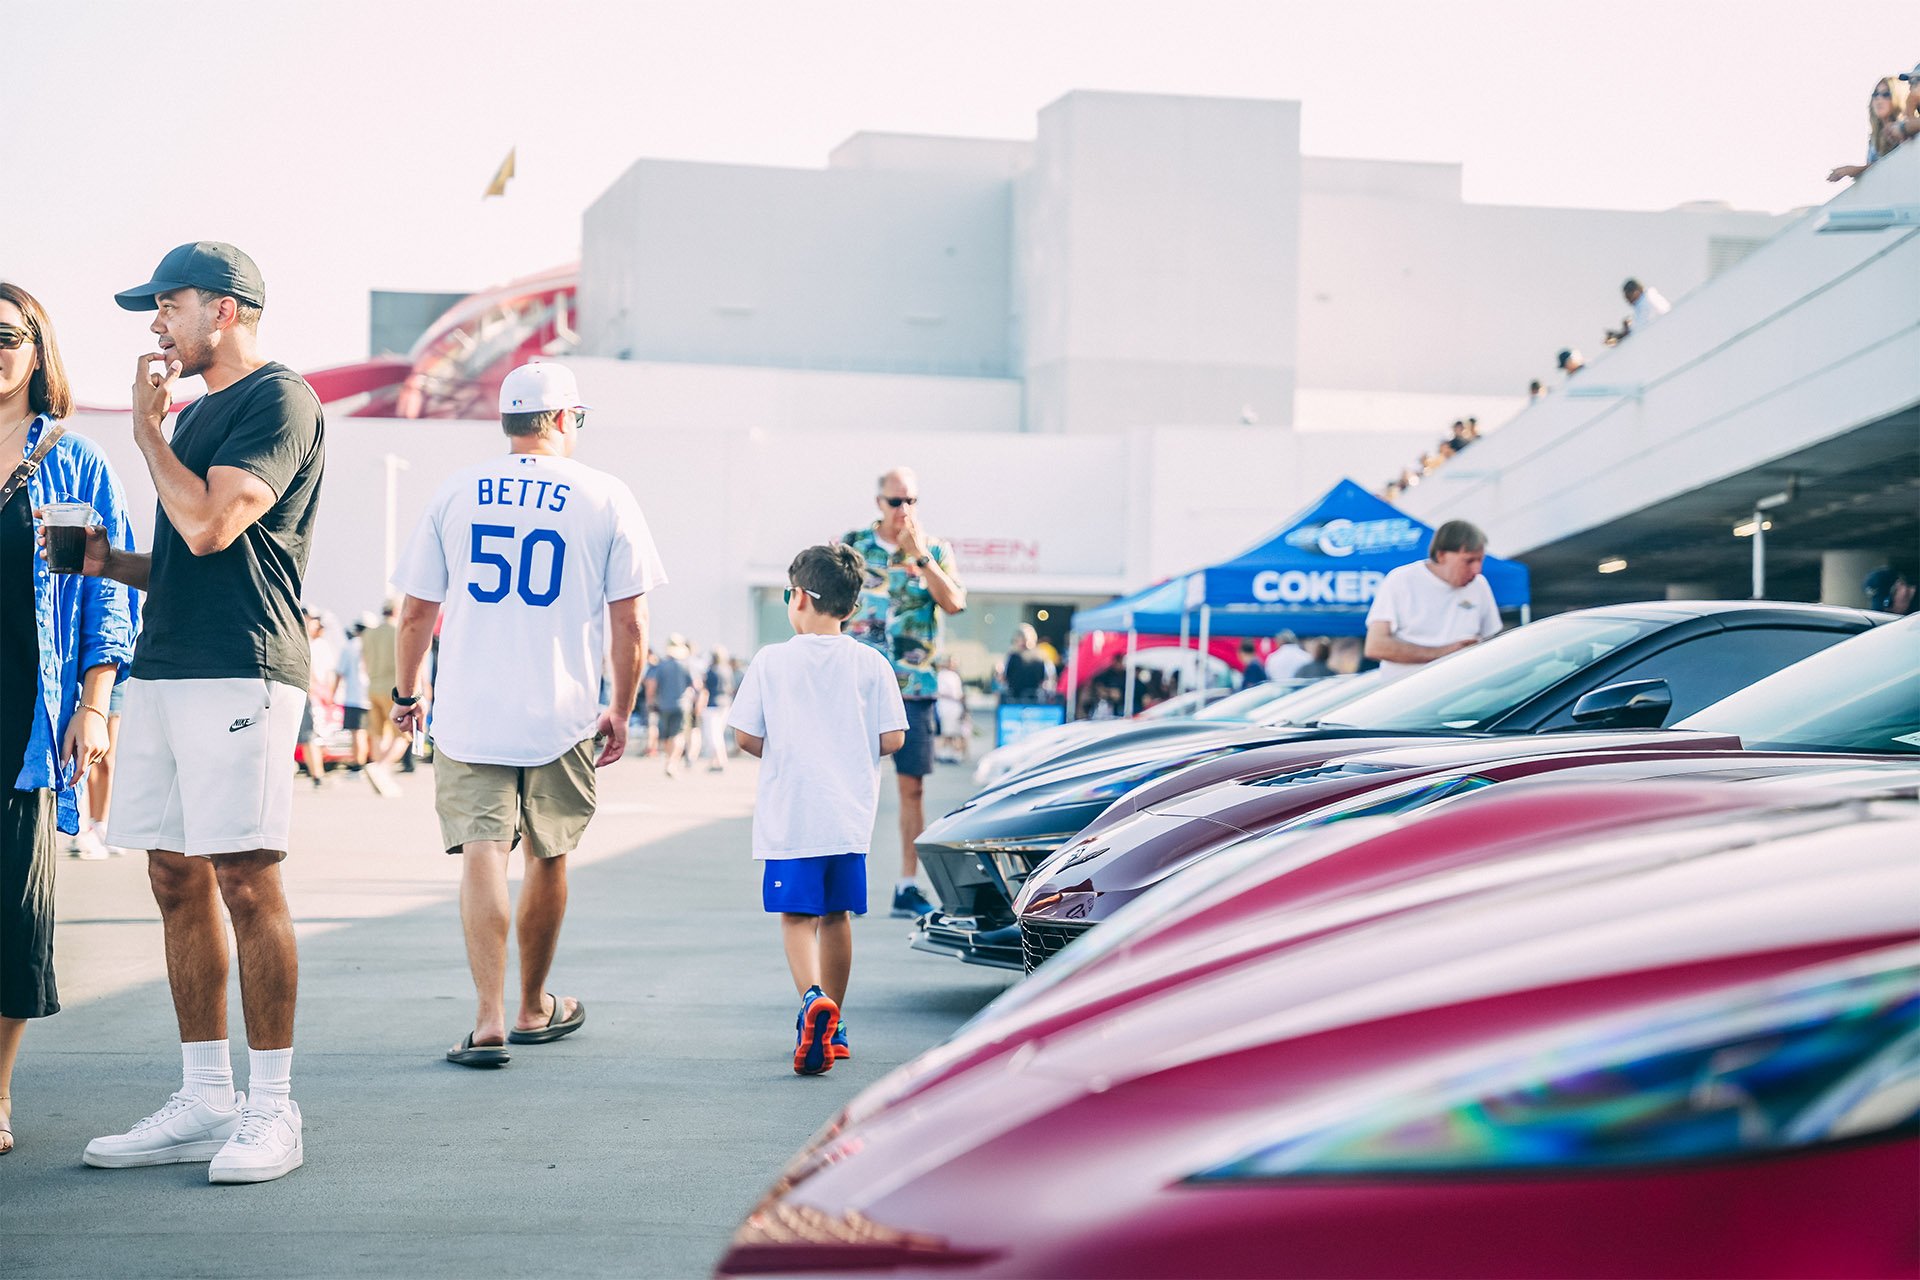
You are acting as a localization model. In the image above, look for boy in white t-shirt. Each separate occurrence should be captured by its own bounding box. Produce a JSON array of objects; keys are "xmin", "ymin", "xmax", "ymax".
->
[
  {"xmin": 728, "ymin": 544, "xmax": 908, "ymax": 1075},
  {"xmin": 1363, "ymin": 519, "xmax": 1502, "ymax": 682}
]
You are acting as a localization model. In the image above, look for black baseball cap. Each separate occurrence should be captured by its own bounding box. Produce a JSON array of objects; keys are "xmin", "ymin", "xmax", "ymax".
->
[{"xmin": 115, "ymin": 242, "xmax": 266, "ymax": 312}]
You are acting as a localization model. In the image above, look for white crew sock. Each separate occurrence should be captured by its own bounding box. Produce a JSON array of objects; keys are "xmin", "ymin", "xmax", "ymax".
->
[
  {"xmin": 182, "ymin": 1040, "xmax": 235, "ymax": 1106},
  {"xmin": 248, "ymin": 1047, "xmax": 294, "ymax": 1107},
  {"xmin": 895, "ymin": 878, "xmax": 917, "ymax": 894}
]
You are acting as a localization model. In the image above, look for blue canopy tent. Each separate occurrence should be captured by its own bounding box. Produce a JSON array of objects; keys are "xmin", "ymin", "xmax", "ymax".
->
[{"xmin": 1067, "ymin": 480, "xmax": 1530, "ymax": 715}]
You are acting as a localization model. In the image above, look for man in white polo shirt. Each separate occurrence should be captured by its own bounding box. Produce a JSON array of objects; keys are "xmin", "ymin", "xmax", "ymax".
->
[
  {"xmin": 1363, "ymin": 519, "xmax": 1502, "ymax": 682},
  {"xmin": 389, "ymin": 361, "xmax": 666, "ymax": 1068}
]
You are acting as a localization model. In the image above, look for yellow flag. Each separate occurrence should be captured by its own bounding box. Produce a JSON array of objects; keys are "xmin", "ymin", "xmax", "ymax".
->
[{"xmin": 483, "ymin": 147, "xmax": 516, "ymax": 199}]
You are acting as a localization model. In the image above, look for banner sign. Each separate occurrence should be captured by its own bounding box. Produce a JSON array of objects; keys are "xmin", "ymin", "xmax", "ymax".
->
[
  {"xmin": 995, "ymin": 701, "xmax": 1068, "ymax": 748},
  {"xmin": 1282, "ymin": 516, "xmax": 1425, "ymax": 559}
]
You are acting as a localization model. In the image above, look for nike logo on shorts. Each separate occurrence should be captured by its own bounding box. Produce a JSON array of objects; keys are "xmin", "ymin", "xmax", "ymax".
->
[{"xmin": 229, "ymin": 718, "xmax": 255, "ymax": 733}]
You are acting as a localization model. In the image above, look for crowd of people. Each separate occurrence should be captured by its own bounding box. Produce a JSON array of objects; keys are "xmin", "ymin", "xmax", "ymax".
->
[
  {"xmin": 0, "ymin": 244, "xmax": 982, "ymax": 1178},
  {"xmin": 1380, "ymin": 274, "xmax": 1670, "ymax": 501},
  {"xmin": 1828, "ymin": 63, "xmax": 1920, "ymax": 184},
  {"xmin": 1379, "ymin": 415, "xmax": 1484, "ymax": 501}
]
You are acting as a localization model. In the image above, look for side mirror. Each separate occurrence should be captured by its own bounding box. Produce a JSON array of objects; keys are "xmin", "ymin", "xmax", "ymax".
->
[{"xmin": 1570, "ymin": 679, "xmax": 1673, "ymax": 730}]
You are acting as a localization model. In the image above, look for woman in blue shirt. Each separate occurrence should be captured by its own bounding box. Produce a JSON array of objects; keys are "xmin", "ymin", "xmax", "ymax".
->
[{"xmin": 0, "ymin": 282, "xmax": 138, "ymax": 1155}]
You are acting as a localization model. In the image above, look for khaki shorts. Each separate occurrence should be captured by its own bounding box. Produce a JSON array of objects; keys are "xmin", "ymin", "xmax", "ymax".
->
[{"xmin": 434, "ymin": 740, "xmax": 597, "ymax": 859}]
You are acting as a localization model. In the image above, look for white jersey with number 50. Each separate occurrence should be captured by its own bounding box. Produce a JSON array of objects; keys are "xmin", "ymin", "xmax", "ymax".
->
[{"xmin": 393, "ymin": 452, "xmax": 667, "ymax": 766}]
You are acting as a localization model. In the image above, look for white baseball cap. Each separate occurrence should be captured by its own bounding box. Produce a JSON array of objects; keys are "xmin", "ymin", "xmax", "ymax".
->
[{"xmin": 498, "ymin": 361, "xmax": 588, "ymax": 415}]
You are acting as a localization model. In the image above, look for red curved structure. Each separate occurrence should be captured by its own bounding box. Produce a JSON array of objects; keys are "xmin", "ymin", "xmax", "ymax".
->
[{"xmin": 318, "ymin": 263, "xmax": 580, "ymax": 418}]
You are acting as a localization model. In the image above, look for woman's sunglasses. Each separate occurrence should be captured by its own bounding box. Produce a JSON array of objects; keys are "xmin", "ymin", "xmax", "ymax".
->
[
  {"xmin": 883, "ymin": 496, "xmax": 917, "ymax": 508},
  {"xmin": 0, "ymin": 326, "xmax": 36, "ymax": 350},
  {"xmin": 784, "ymin": 586, "xmax": 822, "ymax": 604}
]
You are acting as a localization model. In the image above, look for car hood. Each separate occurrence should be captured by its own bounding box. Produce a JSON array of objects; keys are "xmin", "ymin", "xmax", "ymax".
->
[
  {"xmin": 1026, "ymin": 732, "xmax": 1751, "ymax": 914},
  {"xmin": 928, "ymin": 724, "xmax": 1466, "ymax": 851}
]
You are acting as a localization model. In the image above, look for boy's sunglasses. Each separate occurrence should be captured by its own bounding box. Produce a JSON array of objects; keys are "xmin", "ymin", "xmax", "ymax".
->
[
  {"xmin": 0, "ymin": 326, "xmax": 36, "ymax": 350},
  {"xmin": 882, "ymin": 495, "xmax": 917, "ymax": 508},
  {"xmin": 784, "ymin": 586, "xmax": 822, "ymax": 604}
]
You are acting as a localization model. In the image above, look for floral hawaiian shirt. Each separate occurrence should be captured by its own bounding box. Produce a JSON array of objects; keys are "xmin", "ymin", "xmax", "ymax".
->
[{"xmin": 842, "ymin": 523, "xmax": 960, "ymax": 702}]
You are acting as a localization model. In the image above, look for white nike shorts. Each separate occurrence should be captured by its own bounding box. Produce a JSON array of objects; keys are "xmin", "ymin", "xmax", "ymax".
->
[{"xmin": 107, "ymin": 678, "xmax": 307, "ymax": 858}]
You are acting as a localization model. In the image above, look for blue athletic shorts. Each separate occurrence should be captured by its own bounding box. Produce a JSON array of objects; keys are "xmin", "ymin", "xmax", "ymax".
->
[{"xmin": 763, "ymin": 853, "xmax": 867, "ymax": 916}]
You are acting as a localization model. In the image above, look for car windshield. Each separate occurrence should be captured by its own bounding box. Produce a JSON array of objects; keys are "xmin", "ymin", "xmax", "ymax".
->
[
  {"xmin": 1678, "ymin": 617, "xmax": 1920, "ymax": 754},
  {"xmin": 1320, "ymin": 614, "xmax": 1664, "ymax": 732},
  {"xmin": 1138, "ymin": 689, "xmax": 1218, "ymax": 720},
  {"xmin": 1193, "ymin": 680, "xmax": 1314, "ymax": 721},
  {"xmin": 1253, "ymin": 672, "xmax": 1386, "ymax": 726}
]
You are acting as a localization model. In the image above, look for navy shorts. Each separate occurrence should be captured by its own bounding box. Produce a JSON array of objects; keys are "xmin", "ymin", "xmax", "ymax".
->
[
  {"xmin": 763, "ymin": 854, "xmax": 867, "ymax": 916},
  {"xmin": 342, "ymin": 706, "xmax": 368, "ymax": 732},
  {"xmin": 893, "ymin": 699, "xmax": 937, "ymax": 778}
]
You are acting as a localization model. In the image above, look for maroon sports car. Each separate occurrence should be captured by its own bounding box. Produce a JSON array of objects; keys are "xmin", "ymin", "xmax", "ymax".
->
[{"xmin": 719, "ymin": 778, "xmax": 1920, "ymax": 1279}]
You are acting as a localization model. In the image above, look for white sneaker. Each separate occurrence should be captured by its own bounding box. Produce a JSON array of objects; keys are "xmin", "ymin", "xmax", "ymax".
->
[
  {"xmin": 208, "ymin": 1099, "xmax": 303, "ymax": 1184},
  {"xmin": 83, "ymin": 1089, "xmax": 244, "ymax": 1167},
  {"xmin": 75, "ymin": 828, "xmax": 111, "ymax": 860}
]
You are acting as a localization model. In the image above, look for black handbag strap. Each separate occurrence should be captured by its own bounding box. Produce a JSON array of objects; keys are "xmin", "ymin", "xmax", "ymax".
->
[{"xmin": 0, "ymin": 421, "xmax": 65, "ymax": 511}]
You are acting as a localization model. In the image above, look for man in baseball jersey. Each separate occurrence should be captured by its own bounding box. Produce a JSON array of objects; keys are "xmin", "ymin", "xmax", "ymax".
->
[{"xmin": 390, "ymin": 362, "xmax": 665, "ymax": 1067}]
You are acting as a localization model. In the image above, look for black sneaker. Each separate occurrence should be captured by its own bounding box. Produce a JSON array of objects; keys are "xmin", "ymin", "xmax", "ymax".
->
[{"xmin": 890, "ymin": 885, "xmax": 935, "ymax": 919}]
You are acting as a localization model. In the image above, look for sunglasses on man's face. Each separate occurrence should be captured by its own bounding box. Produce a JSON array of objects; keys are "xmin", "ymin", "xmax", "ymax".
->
[
  {"xmin": 0, "ymin": 326, "xmax": 35, "ymax": 351},
  {"xmin": 883, "ymin": 495, "xmax": 918, "ymax": 508},
  {"xmin": 784, "ymin": 586, "xmax": 822, "ymax": 604}
]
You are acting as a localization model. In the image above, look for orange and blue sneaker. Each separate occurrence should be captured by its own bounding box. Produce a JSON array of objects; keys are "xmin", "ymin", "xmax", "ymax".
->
[
  {"xmin": 830, "ymin": 1020, "xmax": 851, "ymax": 1062},
  {"xmin": 794, "ymin": 986, "xmax": 840, "ymax": 1076}
]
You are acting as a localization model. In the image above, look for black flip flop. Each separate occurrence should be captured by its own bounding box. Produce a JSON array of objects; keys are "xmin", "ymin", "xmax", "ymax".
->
[
  {"xmin": 508, "ymin": 994, "xmax": 586, "ymax": 1044},
  {"xmin": 446, "ymin": 1032, "xmax": 511, "ymax": 1068}
]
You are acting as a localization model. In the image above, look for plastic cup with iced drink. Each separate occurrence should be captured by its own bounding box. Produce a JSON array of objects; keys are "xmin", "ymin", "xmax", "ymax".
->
[{"xmin": 40, "ymin": 502, "xmax": 96, "ymax": 574}]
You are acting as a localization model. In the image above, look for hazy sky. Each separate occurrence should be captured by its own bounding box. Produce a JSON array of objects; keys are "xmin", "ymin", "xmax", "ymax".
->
[{"xmin": 5, "ymin": 1, "xmax": 1904, "ymax": 401}]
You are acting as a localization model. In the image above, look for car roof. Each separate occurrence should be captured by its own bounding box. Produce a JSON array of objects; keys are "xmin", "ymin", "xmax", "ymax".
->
[{"xmin": 1562, "ymin": 599, "xmax": 1891, "ymax": 627}]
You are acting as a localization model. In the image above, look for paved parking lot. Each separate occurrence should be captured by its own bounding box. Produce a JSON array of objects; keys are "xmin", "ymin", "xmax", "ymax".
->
[{"xmin": 1, "ymin": 751, "xmax": 1007, "ymax": 1278}]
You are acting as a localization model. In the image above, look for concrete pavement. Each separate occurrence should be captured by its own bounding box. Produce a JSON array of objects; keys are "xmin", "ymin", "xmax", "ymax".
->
[{"xmin": 0, "ymin": 748, "xmax": 1009, "ymax": 1278}]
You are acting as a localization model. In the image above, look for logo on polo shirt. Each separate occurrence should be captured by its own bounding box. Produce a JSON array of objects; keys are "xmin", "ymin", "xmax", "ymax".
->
[{"xmin": 229, "ymin": 717, "xmax": 255, "ymax": 733}]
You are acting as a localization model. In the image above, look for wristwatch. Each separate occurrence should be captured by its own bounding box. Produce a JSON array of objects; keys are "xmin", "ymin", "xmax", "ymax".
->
[
  {"xmin": 391, "ymin": 687, "xmax": 420, "ymax": 707},
  {"xmin": 914, "ymin": 555, "xmax": 931, "ymax": 568}
]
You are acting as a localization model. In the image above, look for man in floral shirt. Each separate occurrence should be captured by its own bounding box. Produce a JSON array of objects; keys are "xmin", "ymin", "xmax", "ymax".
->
[{"xmin": 843, "ymin": 467, "xmax": 966, "ymax": 918}]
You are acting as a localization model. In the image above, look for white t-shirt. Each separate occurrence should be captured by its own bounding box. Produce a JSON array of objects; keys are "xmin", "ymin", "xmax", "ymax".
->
[
  {"xmin": 1265, "ymin": 642, "xmax": 1313, "ymax": 681},
  {"xmin": 393, "ymin": 452, "xmax": 667, "ymax": 765},
  {"xmin": 1365, "ymin": 561, "xmax": 1502, "ymax": 682},
  {"xmin": 1631, "ymin": 287, "xmax": 1672, "ymax": 329},
  {"xmin": 728, "ymin": 634, "xmax": 909, "ymax": 860}
]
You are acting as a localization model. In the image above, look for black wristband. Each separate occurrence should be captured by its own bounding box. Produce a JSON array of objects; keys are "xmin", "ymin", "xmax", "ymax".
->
[
  {"xmin": 914, "ymin": 555, "xmax": 931, "ymax": 568},
  {"xmin": 391, "ymin": 687, "xmax": 420, "ymax": 707}
]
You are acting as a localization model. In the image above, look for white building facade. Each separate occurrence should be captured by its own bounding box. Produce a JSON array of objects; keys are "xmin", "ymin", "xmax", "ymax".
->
[{"xmin": 79, "ymin": 90, "xmax": 1812, "ymax": 674}]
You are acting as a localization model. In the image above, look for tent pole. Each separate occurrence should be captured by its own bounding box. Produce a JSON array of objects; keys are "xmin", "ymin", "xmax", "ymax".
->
[
  {"xmin": 1064, "ymin": 633, "xmax": 1081, "ymax": 721},
  {"xmin": 1122, "ymin": 623, "xmax": 1138, "ymax": 717},
  {"xmin": 1197, "ymin": 605, "xmax": 1211, "ymax": 695},
  {"xmin": 1176, "ymin": 610, "xmax": 1190, "ymax": 699}
]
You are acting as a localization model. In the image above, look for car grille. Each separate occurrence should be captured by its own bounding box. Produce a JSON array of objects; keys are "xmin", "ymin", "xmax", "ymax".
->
[{"xmin": 1020, "ymin": 918, "xmax": 1095, "ymax": 973}]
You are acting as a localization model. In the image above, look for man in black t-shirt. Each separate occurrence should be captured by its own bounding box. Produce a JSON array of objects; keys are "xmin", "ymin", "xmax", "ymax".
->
[{"xmin": 76, "ymin": 243, "xmax": 321, "ymax": 1186}]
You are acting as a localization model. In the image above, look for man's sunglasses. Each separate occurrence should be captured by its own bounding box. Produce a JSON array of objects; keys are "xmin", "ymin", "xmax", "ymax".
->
[
  {"xmin": 784, "ymin": 586, "xmax": 822, "ymax": 604},
  {"xmin": 883, "ymin": 495, "xmax": 918, "ymax": 508},
  {"xmin": 0, "ymin": 326, "xmax": 36, "ymax": 350}
]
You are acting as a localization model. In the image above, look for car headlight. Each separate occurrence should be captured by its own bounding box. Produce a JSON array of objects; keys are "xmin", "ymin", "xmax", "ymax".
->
[{"xmin": 1188, "ymin": 950, "xmax": 1920, "ymax": 1181}]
